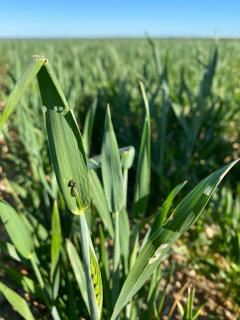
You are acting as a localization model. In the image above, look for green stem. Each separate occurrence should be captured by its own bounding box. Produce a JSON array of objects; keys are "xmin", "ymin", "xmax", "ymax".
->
[
  {"xmin": 112, "ymin": 211, "xmax": 120, "ymax": 308},
  {"xmin": 79, "ymin": 214, "xmax": 99, "ymax": 320},
  {"xmin": 30, "ymin": 255, "xmax": 44, "ymax": 289}
]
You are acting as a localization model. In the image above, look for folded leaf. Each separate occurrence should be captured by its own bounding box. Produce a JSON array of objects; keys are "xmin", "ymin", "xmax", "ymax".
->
[
  {"xmin": 101, "ymin": 105, "xmax": 124, "ymax": 213},
  {"xmin": 37, "ymin": 60, "xmax": 90, "ymax": 214},
  {"xmin": 133, "ymin": 82, "xmax": 151, "ymax": 217},
  {"xmin": 66, "ymin": 239, "xmax": 90, "ymax": 314}
]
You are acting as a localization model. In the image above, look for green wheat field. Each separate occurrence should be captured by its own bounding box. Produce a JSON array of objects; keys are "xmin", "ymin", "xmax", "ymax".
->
[{"xmin": 0, "ymin": 38, "xmax": 240, "ymax": 319}]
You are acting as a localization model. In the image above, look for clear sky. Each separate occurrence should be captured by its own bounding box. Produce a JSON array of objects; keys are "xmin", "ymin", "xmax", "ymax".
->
[{"xmin": 0, "ymin": 0, "xmax": 240, "ymax": 38}]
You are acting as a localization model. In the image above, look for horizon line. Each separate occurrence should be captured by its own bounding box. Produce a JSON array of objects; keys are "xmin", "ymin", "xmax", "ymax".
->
[{"xmin": 1, "ymin": 34, "xmax": 240, "ymax": 41}]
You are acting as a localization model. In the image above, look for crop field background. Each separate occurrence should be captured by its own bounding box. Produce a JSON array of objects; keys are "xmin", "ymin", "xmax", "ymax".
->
[{"xmin": 0, "ymin": 37, "xmax": 240, "ymax": 320}]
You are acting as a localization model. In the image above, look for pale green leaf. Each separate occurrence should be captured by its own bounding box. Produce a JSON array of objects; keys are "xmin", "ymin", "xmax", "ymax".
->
[
  {"xmin": 83, "ymin": 98, "xmax": 97, "ymax": 156},
  {"xmin": 0, "ymin": 201, "xmax": 34, "ymax": 259},
  {"xmin": 150, "ymin": 180, "xmax": 187, "ymax": 234},
  {"xmin": 78, "ymin": 214, "xmax": 102, "ymax": 320},
  {"xmin": 0, "ymin": 56, "xmax": 45, "ymax": 128},
  {"xmin": 101, "ymin": 105, "xmax": 124, "ymax": 213},
  {"xmin": 66, "ymin": 239, "xmax": 90, "ymax": 314},
  {"xmin": 0, "ymin": 281, "xmax": 35, "ymax": 320},
  {"xmin": 51, "ymin": 201, "xmax": 62, "ymax": 281}
]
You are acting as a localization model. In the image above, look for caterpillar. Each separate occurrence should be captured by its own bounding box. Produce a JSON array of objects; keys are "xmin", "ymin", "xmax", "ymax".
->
[{"xmin": 68, "ymin": 179, "xmax": 79, "ymax": 197}]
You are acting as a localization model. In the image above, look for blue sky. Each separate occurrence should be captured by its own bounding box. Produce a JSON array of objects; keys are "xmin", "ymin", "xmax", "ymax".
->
[{"xmin": 0, "ymin": 0, "xmax": 240, "ymax": 38}]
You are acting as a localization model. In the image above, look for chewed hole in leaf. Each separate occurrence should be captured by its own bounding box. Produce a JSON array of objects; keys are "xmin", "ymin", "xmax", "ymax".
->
[
  {"xmin": 203, "ymin": 186, "xmax": 212, "ymax": 196},
  {"xmin": 52, "ymin": 105, "xmax": 68, "ymax": 114},
  {"xmin": 148, "ymin": 243, "xmax": 168, "ymax": 264}
]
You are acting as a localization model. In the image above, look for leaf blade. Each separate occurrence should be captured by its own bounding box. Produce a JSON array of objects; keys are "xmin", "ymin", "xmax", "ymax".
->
[
  {"xmin": 0, "ymin": 281, "xmax": 35, "ymax": 320},
  {"xmin": 111, "ymin": 160, "xmax": 238, "ymax": 319},
  {"xmin": 133, "ymin": 82, "xmax": 151, "ymax": 217},
  {"xmin": 37, "ymin": 61, "xmax": 90, "ymax": 214},
  {"xmin": 0, "ymin": 201, "xmax": 34, "ymax": 259},
  {"xmin": 101, "ymin": 105, "xmax": 124, "ymax": 213},
  {"xmin": 0, "ymin": 56, "xmax": 45, "ymax": 128}
]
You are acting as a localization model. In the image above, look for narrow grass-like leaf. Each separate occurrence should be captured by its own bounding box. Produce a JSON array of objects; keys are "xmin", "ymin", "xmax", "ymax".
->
[
  {"xmin": 0, "ymin": 56, "xmax": 45, "ymax": 128},
  {"xmin": 0, "ymin": 281, "xmax": 35, "ymax": 320},
  {"xmin": 171, "ymin": 103, "xmax": 189, "ymax": 137},
  {"xmin": 88, "ymin": 146, "xmax": 134, "ymax": 170},
  {"xmin": 0, "ymin": 263, "xmax": 46, "ymax": 302},
  {"xmin": 79, "ymin": 215, "xmax": 102, "ymax": 320},
  {"xmin": 112, "ymin": 211, "xmax": 121, "ymax": 305},
  {"xmin": 198, "ymin": 47, "xmax": 218, "ymax": 104},
  {"xmin": 101, "ymin": 105, "xmax": 124, "ymax": 213},
  {"xmin": 121, "ymin": 147, "xmax": 135, "ymax": 207},
  {"xmin": 83, "ymin": 98, "xmax": 97, "ymax": 156},
  {"xmin": 0, "ymin": 200, "xmax": 34, "ymax": 259},
  {"xmin": 191, "ymin": 47, "xmax": 218, "ymax": 145},
  {"xmin": 119, "ymin": 209, "xmax": 130, "ymax": 274},
  {"xmin": 89, "ymin": 170, "xmax": 114, "ymax": 237},
  {"xmin": 0, "ymin": 241, "xmax": 21, "ymax": 261},
  {"xmin": 111, "ymin": 160, "xmax": 238, "ymax": 320},
  {"xmin": 99, "ymin": 225, "xmax": 112, "ymax": 317},
  {"xmin": 37, "ymin": 59, "xmax": 90, "ymax": 214},
  {"xmin": 89, "ymin": 240, "xmax": 103, "ymax": 318},
  {"xmin": 158, "ymin": 83, "xmax": 170, "ymax": 177},
  {"xmin": 51, "ymin": 306, "xmax": 61, "ymax": 320},
  {"xmin": 150, "ymin": 180, "xmax": 187, "ymax": 234},
  {"xmin": 187, "ymin": 286, "xmax": 194, "ymax": 319},
  {"xmin": 133, "ymin": 82, "xmax": 151, "ymax": 217},
  {"xmin": 129, "ymin": 228, "xmax": 139, "ymax": 271},
  {"xmin": 147, "ymin": 36, "xmax": 161, "ymax": 81},
  {"xmin": 30, "ymin": 254, "xmax": 44, "ymax": 289},
  {"xmin": 121, "ymin": 146, "xmax": 135, "ymax": 170},
  {"xmin": 66, "ymin": 239, "xmax": 90, "ymax": 314},
  {"xmin": 51, "ymin": 201, "xmax": 62, "ymax": 281},
  {"xmin": 192, "ymin": 304, "xmax": 205, "ymax": 320},
  {"xmin": 99, "ymin": 225, "xmax": 110, "ymax": 280}
]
